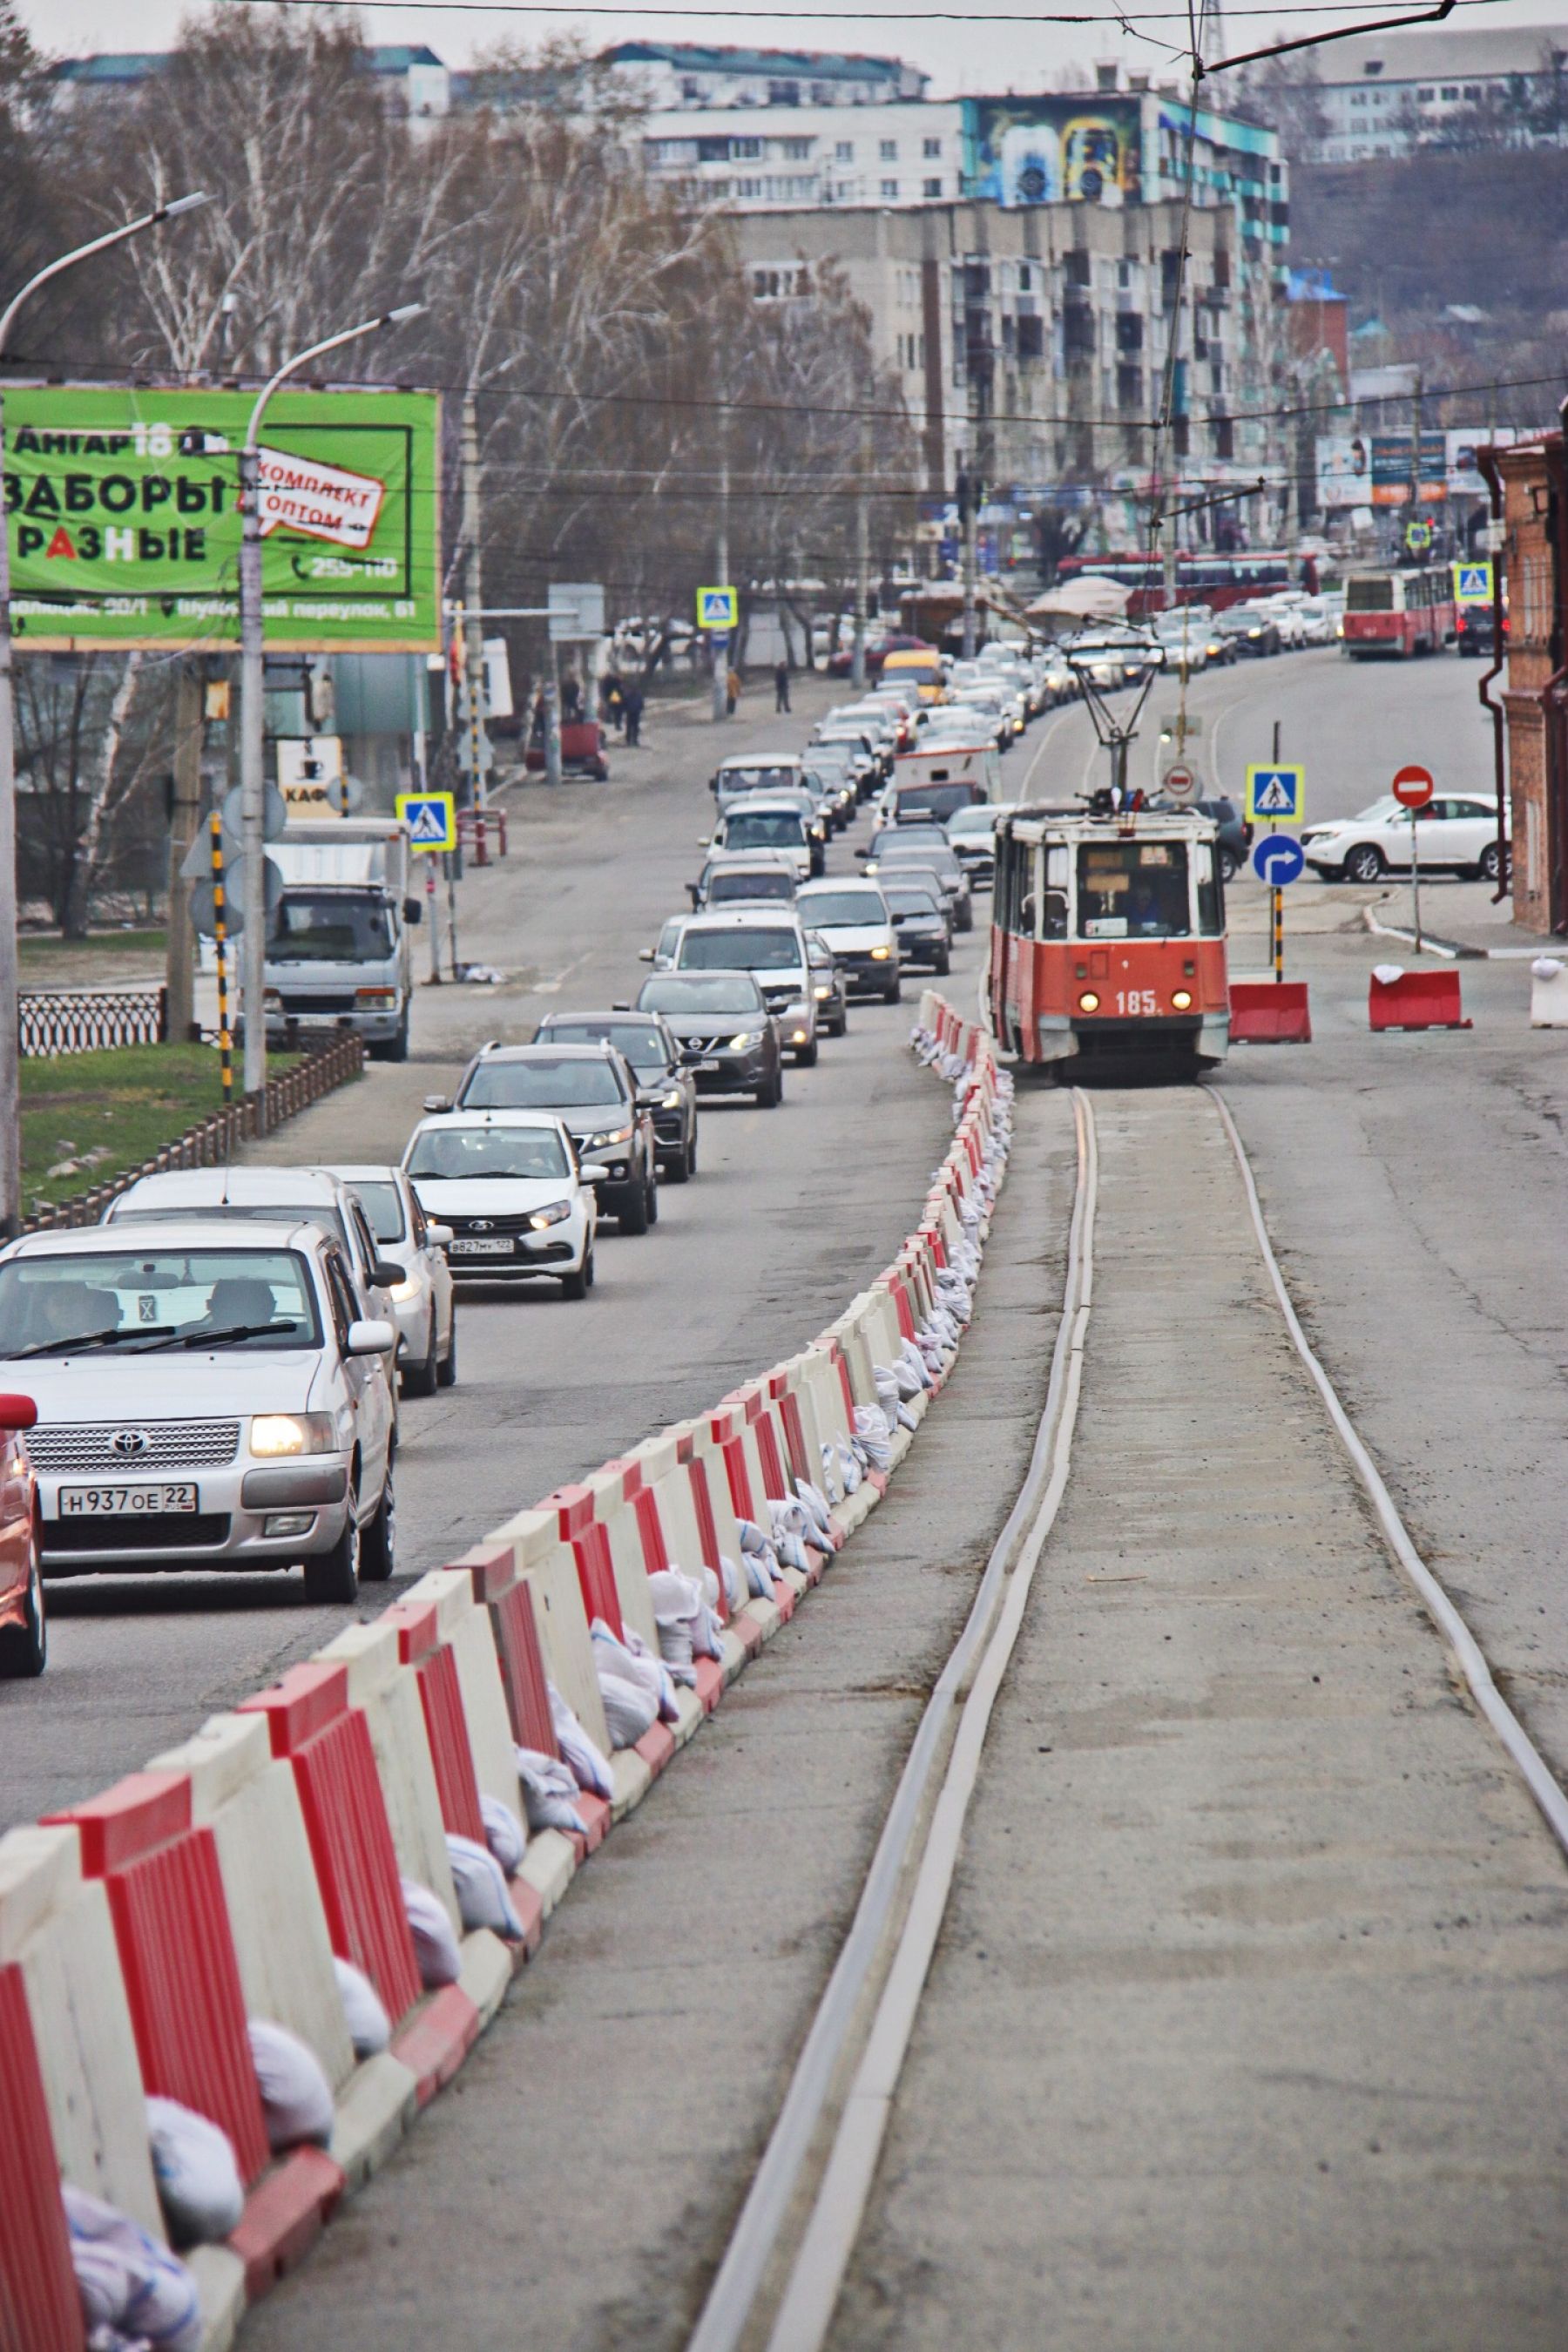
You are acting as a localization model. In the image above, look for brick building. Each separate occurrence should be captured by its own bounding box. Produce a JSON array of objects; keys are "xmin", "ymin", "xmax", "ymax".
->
[{"xmin": 1485, "ymin": 431, "xmax": 1567, "ymax": 930}]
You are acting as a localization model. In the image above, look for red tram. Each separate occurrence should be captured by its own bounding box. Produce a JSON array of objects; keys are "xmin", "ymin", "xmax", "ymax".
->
[{"xmin": 990, "ymin": 808, "xmax": 1230, "ymax": 1075}]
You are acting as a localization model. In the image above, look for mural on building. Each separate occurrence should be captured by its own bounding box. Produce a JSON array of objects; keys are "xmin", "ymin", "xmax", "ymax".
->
[{"xmin": 965, "ymin": 95, "xmax": 1144, "ymax": 206}]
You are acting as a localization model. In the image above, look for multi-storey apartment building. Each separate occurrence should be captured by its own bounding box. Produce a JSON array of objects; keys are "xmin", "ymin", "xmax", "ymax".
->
[{"xmin": 1303, "ymin": 26, "xmax": 1565, "ymax": 159}]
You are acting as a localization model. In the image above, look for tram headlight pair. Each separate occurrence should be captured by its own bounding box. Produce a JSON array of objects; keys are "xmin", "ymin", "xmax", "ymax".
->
[
  {"xmin": 1172, "ymin": 989, "xmax": 1193, "ymax": 1010},
  {"xmin": 1078, "ymin": 990, "xmax": 1100, "ymax": 1013}
]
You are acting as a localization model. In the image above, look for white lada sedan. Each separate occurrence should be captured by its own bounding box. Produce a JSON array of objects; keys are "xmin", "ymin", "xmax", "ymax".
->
[
  {"xmin": 402, "ymin": 1110, "xmax": 604, "ymax": 1297},
  {"xmin": 0, "ymin": 1218, "xmax": 397, "ymax": 1605}
]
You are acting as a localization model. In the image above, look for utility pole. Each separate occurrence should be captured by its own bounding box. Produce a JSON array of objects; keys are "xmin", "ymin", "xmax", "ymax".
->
[
  {"xmin": 460, "ymin": 394, "xmax": 490, "ymax": 814},
  {"xmin": 713, "ymin": 429, "xmax": 731, "ymax": 722},
  {"xmin": 164, "ymin": 660, "xmax": 204, "ymax": 1042},
  {"xmin": 1407, "ymin": 366, "xmax": 1424, "ymax": 544},
  {"xmin": 851, "ymin": 411, "xmax": 871, "ymax": 690},
  {"xmin": 959, "ymin": 462, "xmax": 979, "ymax": 659}
]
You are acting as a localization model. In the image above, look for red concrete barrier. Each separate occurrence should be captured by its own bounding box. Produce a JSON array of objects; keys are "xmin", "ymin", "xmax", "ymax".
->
[
  {"xmin": 0, "ymin": 1961, "xmax": 83, "ymax": 2352},
  {"xmin": 1369, "ymin": 968, "xmax": 1471, "ymax": 1032},
  {"xmin": 539, "ymin": 1484, "xmax": 625, "ymax": 1638},
  {"xmin": 460, "ymin": 1544, "xmax": 609, "ymax": 1855},
  {"xmin": 1230, "ymin": 981, "xmax": 1313, "ymax": 1044}
]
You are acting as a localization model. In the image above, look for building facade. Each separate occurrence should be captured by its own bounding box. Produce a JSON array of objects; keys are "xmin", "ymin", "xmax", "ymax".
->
[
  {"xmin": 599, "ymin": 41, "xmax": 925, "ymax": 110},
  {"xmin": 1301, "ymin": 27, "xmax": 1565, "ymax": 160}
]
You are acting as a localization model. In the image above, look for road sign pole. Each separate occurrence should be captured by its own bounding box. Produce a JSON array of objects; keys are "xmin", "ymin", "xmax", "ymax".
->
[
  {"xmin": 1411, "ymin": 809, "xmax": 1423, "ymax": 954},
  {"xmin": 446, "ymin": 849, "xmax": 461, "ymax": 982},
  {"xmin": 210, "ymin": 813, "xmax": 233, "ymax": 1107},
  {"xmin": 426, "ymin": 861, "xmax": 440, "ymax": 985}
]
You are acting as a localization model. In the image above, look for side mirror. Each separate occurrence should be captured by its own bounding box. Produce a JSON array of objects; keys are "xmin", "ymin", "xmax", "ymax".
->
[
  {"xmin": 697, "ymin": 835, "xmax": 711, "ymax": 848},
  {"xmin": 578, "ymin": 1162, "xmax": 612, "ymax": 1186},
  {"xmin": 639, "ymin": 946, "xmax": 655, "ymax": 963},
  {"xmin": 854, "ymin": 845, "xmax": 870, "ymax": 859},
  {"xmin": 0, "ymin": 1393, "xmax": 37, "ymax": 1431},
  {"xmin": 612, "ymin": 1000, "xmax": 631, "ymax": 1012},
  {"xmin": 371, "ymin": 1259, "xmax": 405, "ymax": 1292},
  {"xmin": 422, "ymin": 1093, "xmax": 451, "ymax": 1113},
  {"xmin": 687, "ymin": 884, "xmax": 701, "ymax": 909},
  {"xmin": 426, "ymin": 1223, "xmax": 453, "ymax": 1247},
  {"xmin": 403, "ymin": 896, "xmax": 422, "ymax": 923},
  {"xmin": 347, "ymin": 1318, "xmax": 395, "ymax": 1357}
]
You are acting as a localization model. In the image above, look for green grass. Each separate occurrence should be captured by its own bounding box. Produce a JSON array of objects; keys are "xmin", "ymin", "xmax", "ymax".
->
[
  {"xmin": 21, "ymin": 1042, "xmax": 297, "ymax": 1211},
  {"xmin": 19, "ymin": 929, "xmax": 166, "ymax": 974}
]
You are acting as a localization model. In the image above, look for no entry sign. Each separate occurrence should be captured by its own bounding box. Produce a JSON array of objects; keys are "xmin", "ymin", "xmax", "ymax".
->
[
  {"xmin": 1162, "ymin": 761, "xmax": 1198, "ymax": 804},
  {"xmin": 1392, "ymin": 764, "xmax": 1435, "ymax": 810}
]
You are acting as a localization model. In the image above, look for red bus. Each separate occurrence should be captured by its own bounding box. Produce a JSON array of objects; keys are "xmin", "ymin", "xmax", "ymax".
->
[
  {"xmin": 1342, "ymin": 566, "xmax": 1454, "ymax": 659},
  {"xmin": 1053, "ymin": 550, "xmax": 1299, "ymax": 618},
  {"xmin": 990, "ymin": 807, "xmax": 1230, "ymax": 1076}
]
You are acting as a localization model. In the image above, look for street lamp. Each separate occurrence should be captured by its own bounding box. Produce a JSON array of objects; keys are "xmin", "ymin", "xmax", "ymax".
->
[
  {"xmin": 236, "ymin": 303, "xmax": 424, "ymax": 1113},
  {"xmin": 0, "ymin": 193, "xmax": 213, "ymax": 1236}
]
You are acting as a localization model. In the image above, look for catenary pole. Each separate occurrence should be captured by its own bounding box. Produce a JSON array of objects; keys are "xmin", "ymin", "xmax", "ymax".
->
[{"xmin": 0, "ymin": 191, "xmax": 211, "ymax": 1236}]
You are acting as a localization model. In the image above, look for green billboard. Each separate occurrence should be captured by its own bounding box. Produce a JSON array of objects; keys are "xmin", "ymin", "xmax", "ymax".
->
[{"xmin": 3, "ymin": 383, "xmax": 441, "ymax": 650}]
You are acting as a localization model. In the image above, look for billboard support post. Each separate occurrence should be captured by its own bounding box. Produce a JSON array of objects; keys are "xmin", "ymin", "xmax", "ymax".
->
[
  {"xmin": 0, "ymin": 189, "xmax": 211, "ymax": 1237},
  {"xmin": 237, "ymin": 303, "xmax": 425, "ymax": 1113}
]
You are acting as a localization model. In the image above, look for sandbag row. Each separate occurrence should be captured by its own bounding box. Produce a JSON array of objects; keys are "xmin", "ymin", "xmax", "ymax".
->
[{"xmin": 0, "ymin": 997, "xmax": 1011, "ymax": 2352}]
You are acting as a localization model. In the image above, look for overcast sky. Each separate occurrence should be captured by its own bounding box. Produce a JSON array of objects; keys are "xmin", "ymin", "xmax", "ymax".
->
[{"xmin": 17, "ymin": 0, "xmax": 1558, "ymax": 99}]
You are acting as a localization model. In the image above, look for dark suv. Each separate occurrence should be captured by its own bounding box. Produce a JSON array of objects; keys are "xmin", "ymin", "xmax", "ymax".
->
[
  {"xmin": 432, "ymin": 1041, "xmax": 659, "ymax": 1232},
  {"xmin": 532, "ymin": 1010, "xmax": 699, "ymax": 1183}
]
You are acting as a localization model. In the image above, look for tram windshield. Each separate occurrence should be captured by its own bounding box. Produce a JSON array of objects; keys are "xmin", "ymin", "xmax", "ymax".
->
[{"xmin": 1078, "ymin": 840, "xmax": 1191, "ymax": 938}]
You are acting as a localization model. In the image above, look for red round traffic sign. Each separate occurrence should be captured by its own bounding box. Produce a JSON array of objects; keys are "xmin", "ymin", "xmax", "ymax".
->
[
  {"xmin": 1392, "ymin": 763, "xmax": 1435, "ymax": 809},
  {"xmin": 1162, "ymin": 761, "xmax": 1198, "ymax": 804}
]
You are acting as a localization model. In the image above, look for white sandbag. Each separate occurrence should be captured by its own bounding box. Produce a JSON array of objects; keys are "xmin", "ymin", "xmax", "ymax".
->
[
  {"xmin": 591, "ymin": 1617, "xmax": 678, "ymax": 1717},
  {"xmin": 514, "ymin": 1745, "xmax": 588, "ymax": 1836},
  {"xmin": 900, "ymin": 1337, "xmax": 934, "ymax": 1390},
  {"xmin": 775, "ymin": 1529, "xmax": 812, "ymax": 1573},
  {"xmin": 145, "ymin": 2096, "xmax": 245, "ymax": 2247},
  {"xmin": 64, "ymin": 2185, "xmax": 203, "ymax": 2352},
  {"xmin": 745, "ymin": 1548, "xmax": 777, "ymax": 1598},
  {"xmin": 333, "ymin": 1956, "xmax": 391, "ymax": 2058},
  {"xmin": 648, "ymin": 1566, "xmax": 700, "ymax": 1667},
  {"xmin": 598, "ymin": 1667, "xmax": 659, "ymax": 1747},
  {"xmin": 767, "ymin": 1495, "xmax": 810, "ymax": 1541},
  {"xmin": 480, "ymin": 1791, "xmax": 526, "ymax": 1875},
  {"xmin": 401, "ymin": 1876, "xmax": 462, "ymax": 1988},
  {"xmin": 719, "ymin": 1551, "xmax": 743, "ymax": 1612},
  {"xmin": 247, "ymin": 2018, "xmax": 335, "ymax": 2151},
  {"xmin": 1372, "ymin": 962, "xmax": 1405, "ymax": 985},
  {"xmin": 795, "ymin": 1479, "xmax": 835, "ymax": 1539},
  {"xmin": 549, "ymin": 1680, "xmax": 614, "ymax": 1799},
  {"xmin": 853, "ymin": 1403, "xmax": 893, "ymax": 1470},
  {"xmin": 445, "ymin": 1833, "xmax": 524, "ymax": 1942}
]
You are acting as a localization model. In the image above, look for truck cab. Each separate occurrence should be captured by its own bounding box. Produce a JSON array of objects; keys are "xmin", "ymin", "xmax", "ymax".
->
[{"xmin": 263, "ymin": 819, "xmax": 421, "ymax": 1062}]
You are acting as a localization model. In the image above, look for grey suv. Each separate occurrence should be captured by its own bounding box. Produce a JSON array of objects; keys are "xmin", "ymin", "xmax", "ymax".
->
[{"xmin": 435, "ymin": 1041, "xmax": 659, "ymax": 1233}]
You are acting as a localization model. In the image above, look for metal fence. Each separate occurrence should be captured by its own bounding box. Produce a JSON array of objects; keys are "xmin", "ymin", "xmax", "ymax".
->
[
  {"xmin": 21, "ymin": 1031, "xmax": 367, "ymax": 1234},
  {"xmin": 20, "ymin": 985, "xmax": 169, "ymax": 1058}
]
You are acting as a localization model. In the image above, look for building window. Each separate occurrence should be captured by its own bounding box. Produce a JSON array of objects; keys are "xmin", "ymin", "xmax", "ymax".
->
[
  {"xmin": 768, "ymin": 79, "xmax": 801, "ymax": 104},
  {"xmin": 923, "ymin": 177, "xmax": 942, "ymax": 198},
  {"xmin": 923, "ymin": 136, "xmax": 942, "ymax": 158},
  {"xmin": 733, "ymin": 137, "xmax": 761, "ymax": 159},
  {"xmin": 1463, "ymin": 83, "xmax": 1480, "ymax": 98},
  {"xmin": 835, "ymin": 140, "xmax": 854, "ymax": 161},
  {"xmin": 882, "ymin": 179, "xmax": 899, "ymax": 199},
  {"xmin": 737, "ymin": 178, "xmax": 760, "ymax": 198},
  {"xmin": 1351, "ymin": 92, "xmax": 1368, "ymax": 105},
  {"xmin": 781, "ymin": 137, "xmax": 811, "ymax": 159},
  {"xmin": 1417, "ymin": 85, "xmax": 1434, "ymax": 99},
  {"xmin": 1017, "ymin": 314, "xmax": 1044, "ymax": 361},
  {"xmin": 1442, "ymin": 84, "xmax": 1458, "ymax": 98},
  {"xmin": 880, "ymin": 139, "xmax": 897, "ymax": 160}
]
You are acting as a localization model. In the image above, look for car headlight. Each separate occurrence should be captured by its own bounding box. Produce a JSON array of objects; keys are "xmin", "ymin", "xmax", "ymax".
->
[
  {"xmin": 660, "ymin": 1087, "xmax": 683, "ymax": 1108},
  {"xmin": 728, "ymin": 1031, "xmax": 756, "ymax": 1049},
  {"xmin": 250, "ymin": 1412, "xmax": 336, "ymax": 1458},
  {"xmin": 869, "ymin": 943, "xmax": 892, "ymax": 959},
  {"xmin": 1078, "ymin": 990, "xmax": 1101, "ymax": 1013},
  {"xmin": 1172, "ymin": 989, "xmax": 1193, "ymax": 1010},
  {"xmin": 585, "ymin": 1124, "xmax": 634, "ymax": 1148},
  {"xmin": 388, "ymin": 1274, "xmax": 422, "ymax": 1301},
  {"xmin": 529, "ymin": 1199, "xmax": 572, "ymax": 1229},
  {"xmin": 814, "ymin": 984, "xmax": 833, "ymax": 1000}
]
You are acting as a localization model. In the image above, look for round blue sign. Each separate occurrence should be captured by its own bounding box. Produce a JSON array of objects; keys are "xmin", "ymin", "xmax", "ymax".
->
[{"xmin": 1252, "ymin": 831, "xmax": 1306, "ymax": 886}]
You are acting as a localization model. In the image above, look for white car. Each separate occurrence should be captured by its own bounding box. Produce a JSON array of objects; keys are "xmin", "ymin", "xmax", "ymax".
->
[
  {"xmin": 105, "ymin": 1166, "xmax": 402, "ymax": 1324},
  {"xmin": 672, "ymin": 910, "xmax": 820, "ymax": 1061},
  {"xmin": 943, "ymin": 801, "xmax": 1016, "ymax": 886},
  {"xmin": 0, "ymin": 1219, "xmax": 398, "ymax": 1602},
  {"xmin": 794, "ymin": 879, "xmax": 902, "ymax": 1003},
  {"xmin": 402, "ymin": 1110, "xmax": 601, "ymax": 1297},
  {"xmin": 1301, "ymin": 793, "xmax": 1506, "ymax": 884},
  {"xmin": 323, "ymin": 1164, "xmax": 456, "ymax": 1397}
]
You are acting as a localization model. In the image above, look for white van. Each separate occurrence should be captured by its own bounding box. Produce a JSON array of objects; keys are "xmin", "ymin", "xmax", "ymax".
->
[{"xmin": 794, "ymin": 880, "xmax": 902, "ymax": 1004}]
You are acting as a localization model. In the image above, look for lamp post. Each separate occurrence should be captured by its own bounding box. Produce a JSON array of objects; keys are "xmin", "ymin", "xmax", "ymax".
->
[
  {"xmin": 237, "ymin": 303, "xmax": 424, "ymax": 1114},
  {"xmin": 0, "ymin": 191, "xmax": 212, "ymax": 1236}
]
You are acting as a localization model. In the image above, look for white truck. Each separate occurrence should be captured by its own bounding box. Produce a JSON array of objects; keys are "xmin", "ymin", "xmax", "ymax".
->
[{"xmin": 263, "ymin": 818, "xmax": 422, "ymax": 1062}]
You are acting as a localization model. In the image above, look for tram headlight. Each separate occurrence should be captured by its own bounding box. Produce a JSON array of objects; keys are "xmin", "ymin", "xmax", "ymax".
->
[
  {"xmin": 1172, "ymin": 989, "xmax": 1193, "ymax": 1010},
  {"xmin": 1078, "ymin": 990, "xmax": 1101, "ymax": 1013}
]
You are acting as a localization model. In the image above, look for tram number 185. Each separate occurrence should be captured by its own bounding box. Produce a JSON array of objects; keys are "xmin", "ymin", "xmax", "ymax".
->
[{"xmin": 1114, "ymin": 989, "xmax": 1159, "ymax": 1017}]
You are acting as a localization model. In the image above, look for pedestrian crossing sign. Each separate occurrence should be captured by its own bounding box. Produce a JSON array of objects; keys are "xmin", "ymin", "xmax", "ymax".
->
[
  {"xmin": 697, "ymin": 585, "xmax": 739, "ymax": 631},
  {"xmin": 1245, "ymin": 764, "xmax": 1304, "ymax": 823},
  {"xmin": 395, "ymin": 790, "xmax": 456, "ymax": 853},
  {"xmin": 1453, "ymin": 562, "xmax": 1493, "ymax": 606}
]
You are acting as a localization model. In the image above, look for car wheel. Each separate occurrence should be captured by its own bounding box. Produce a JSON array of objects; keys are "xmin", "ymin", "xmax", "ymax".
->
[
  {"xmin": 386, "ymin": 1012, "xmax": 410, "ymax": 1064},
  {"xmin": 304, "ymin": 1495, "xmax": 361, "ymax": 1605},
  {"xmin": 757, "ymin": 1067, "xmax": 783, "ymax": 1108},
  {"xmin": 436, "ymin": 1315, "xmax": 457, "ymax": 1388},
  {"xmin": 794, "ymin": 1038, "xmax": 819, "ymax": 1067},
  {"xmin": 664, "ymin": 1146, "xmax": 691, "ymax": 1185},
  {"xmin": 645, "ymin": 1170, "xmax": 659, "ymax": 1225},
  {"xmin": 883, "ymin": 975, "xmax": 902, "ymax": 1004},
  {"xmin": 1218, "ymin": 850, "xmax": 1239, "ymax": 883},
  {"xmin": 830, "ymin": 1012, "xmax": 848, "ymax": 1037},
  {"xmin": 0, "ymin": 1524, "xmax": 46, "ymax": 1679},
  {"xmin": 1479, "ymin": 841, "xmax": 1505, "ymax": 883},
  {"xmin": 1344, "ymin": 844, "xmax": 1385, "ymax": 883},
  {"xmin": 360, "ymin": 1462, "xmax": 397, "ymax": 1583},
  {"xmin": 561, "ymin": 1245, "xmax": 593, "ymax": 1299},
  {"xmin": 402, "ymin": 1312, "xmax": 439, "ymax": 1398},
  {"xmin": 618, "ymin": 1183, "xmax": 649, "ymax": 1234},
  {"xmin": 686, "ymin": 1124, "xmax": 698, "ymax": 1177},
  {"xmin": 956, "ymin": 906, "xmax": 974, "ymax": 934},
  {"xmin": 934, "ymin": 947, "xmax": 951, "ymax": 977}
]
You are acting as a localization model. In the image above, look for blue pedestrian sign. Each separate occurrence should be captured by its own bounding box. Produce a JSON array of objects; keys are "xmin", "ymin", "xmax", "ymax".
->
[
  {"xmin": 1453, "ymin": 561, "xmax": 1493, "ymax": 606},
  {"xmin": 1253, "ymin": 830, "xmax": 1306, "ymax": 886},
  {"xmin": 1245, "ymin": 764, "xmax": 1304, "ymax": 823},
  {"xmin": 395, "ymin": 790, "xmax": 456, "ymax": 853},
  {"xmin": 697, "ymin": 585, "xmax": 739, "ymax": 631}
]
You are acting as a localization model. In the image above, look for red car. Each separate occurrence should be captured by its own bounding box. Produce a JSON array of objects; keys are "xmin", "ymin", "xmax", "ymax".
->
[{"xmin": 0, "ymin": 1393, "xmax": 44, "ymax": 1678}]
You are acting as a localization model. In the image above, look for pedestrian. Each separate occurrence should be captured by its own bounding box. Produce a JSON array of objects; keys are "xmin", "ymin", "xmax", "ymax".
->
[
  {"xmin": 563, "ymin": 673, "xmax": 583, "ymax": 724},
  {"xmin": 727, "ymin": 664, "xmax": 740, "ymax": 717},
  {"xmin": 774, "ymin": 659, "xmax": 791, "ymax": 713},
  {"xmin": 603, "ymin": 674, "xmax": 625, "ymax": 735},
  {"xmin": 624, "ymin": 685, "xmax": 644, "ymax": 747}
]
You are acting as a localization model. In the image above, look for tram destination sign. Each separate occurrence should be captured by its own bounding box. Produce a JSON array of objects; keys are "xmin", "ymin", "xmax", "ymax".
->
[{"xmin": 3, "ymin": 383, "xmax": 441, "ymax": 650}]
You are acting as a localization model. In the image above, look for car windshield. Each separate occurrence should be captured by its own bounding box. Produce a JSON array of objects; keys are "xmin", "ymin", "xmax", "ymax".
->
[
  {"xmin": 406, "ymin": 1126, "xmax": 571, "ymax": 1181},
  {"xmin": 461, "ymin": 1056, "xmax": 625, "ymax": 1109},
  {"xmin": 1078, "ymin": 840, "xmax": 1191, "ymax": 938},
  {"xmin": 541, "ymin": 1020, "xmax": 672, "ymax": 1078},
  {"xmin": 709, "ymin": 869, "xmax": 794, "ymax": 903},
  {"xmin": 1352, "ymin": 796, "xmax": 1402, "ymax": 821},
  {"xmin": 879, "ymin": 841, "xmax": 956, "ymax": 876},
  {"xmin": 799, "ymin": 889, "xmax": 888, "ymax": 926},
  {"xmin": 718, "ymin": 764, "xmax": 799, "ymax": 793},
  {"xmin": 945, "ymin": 809, "xmax": 997, "ymax": 839},
  {"xmin": 346, "ymin": 1180, "xmax": 405, "ymax": 1242},
  {"xmin": 723, "ymin": 813, "xmax": 803, "ymax": 851},
  {"xmin": 269, "ymin": 892, "xmax": 394, "ymax": 963},
  {"xmin": 0, "ymin": 1247, "xmax": 321, "ymax": 1356},
  {"xmin": 639, "ymin": 975, "xmax": 765, "ymax": 1015},
  {"xmin": 678, "ymin": 928, "xmax": 801, "ymax": 972},
  {"xmin": 886, "ymin": 887, "xmax": 943, "ymax": 916},
  {"xmin": 112, "ymin": 1199, "xmax": 349, "ymax": 1251},
  {"xmin": 895, "ymin": 785, "xmax": 978, "ymax": 820}
]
